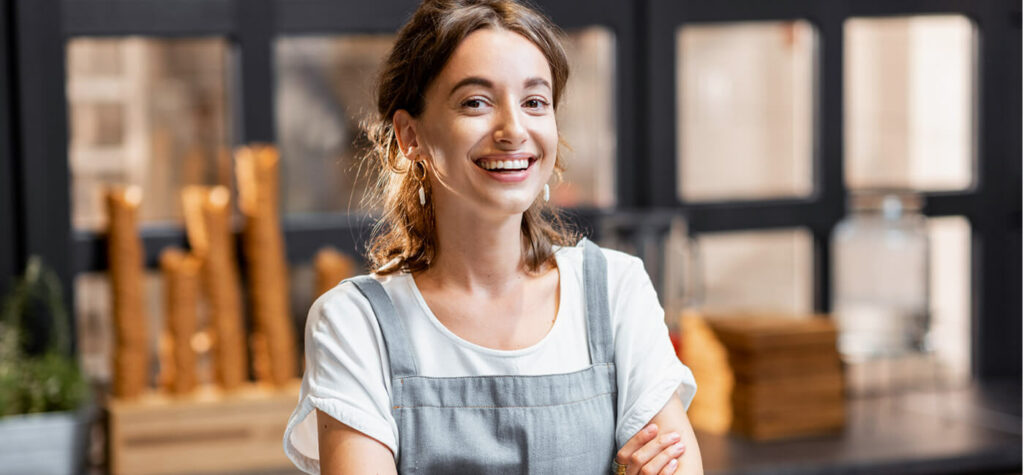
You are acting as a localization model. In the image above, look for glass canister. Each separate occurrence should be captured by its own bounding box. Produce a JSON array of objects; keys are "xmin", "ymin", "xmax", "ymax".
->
[{"xmin": 831, "ymin": 189, "xmax": 930, "ymax": 361}]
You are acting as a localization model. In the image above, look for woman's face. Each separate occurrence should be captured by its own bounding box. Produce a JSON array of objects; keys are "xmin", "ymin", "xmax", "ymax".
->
[{"xmin": 400, "ymin": 28, "xmax": 558, "ymax": 218}]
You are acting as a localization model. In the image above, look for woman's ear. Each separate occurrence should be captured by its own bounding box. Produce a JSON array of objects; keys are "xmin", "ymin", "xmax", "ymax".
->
[{"xmin": 393, "ymin": 109, "xmax": 420, "ymax": 158}]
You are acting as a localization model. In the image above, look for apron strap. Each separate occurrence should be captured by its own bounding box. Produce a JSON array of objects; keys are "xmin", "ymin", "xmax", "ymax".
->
[
  {"xmin": 581, "ymin": 238, "xmax": 615, "ymax": 365},
  {"xmin": 349, "ymin": 275, "xmax": 419, "ymax": 379}
]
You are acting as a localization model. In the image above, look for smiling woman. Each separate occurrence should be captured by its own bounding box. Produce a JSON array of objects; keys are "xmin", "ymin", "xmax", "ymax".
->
[
  {"xmin": 364, "ymin": 3, "xmax": 574, "ymax": 276},
  {"xmin": 392, "ymin": 28, "xmax": 560, "ymax": 231},
  {"xmin": 281, "ymin": 1, "xmax": 701, "ymax": 474}
]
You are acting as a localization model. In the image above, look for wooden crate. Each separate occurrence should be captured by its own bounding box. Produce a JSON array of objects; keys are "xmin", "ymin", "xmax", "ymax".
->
[{"xmin": 109, "ymin": 381, "xmax": 300, "ymax": 475}]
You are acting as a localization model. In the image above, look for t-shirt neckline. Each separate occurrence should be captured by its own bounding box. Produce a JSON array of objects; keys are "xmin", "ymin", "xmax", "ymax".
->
[{"xmin": 400, "ymin": 249, "xmax": 569, "ymax": 358}]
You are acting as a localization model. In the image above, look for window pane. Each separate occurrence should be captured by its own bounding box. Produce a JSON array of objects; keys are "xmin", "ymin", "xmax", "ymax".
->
[
  {"xmin": 275, "ymin": 35, "xmax": 393, "ymax": 215},
  {"xmin": 676, "ymin": 21, "xmax": 816, "ymax": 202},
  {"xmin": 289, "ymin": 263, "xmax": 316, "ymax": 333},
  {"xmin": 67, "ymin": 38, "xmax": 233, "ymax": 231},
  {"xmin": 274, "ymin": 28, "xmax": 616, "ymax": 214},
  {"xmin": 845, "ymin": 15, "xmax": 976, "ymax": 191},
  {"xmin": 554, "ymin": 26, "xmax": 616, "ymax": 208},
  {"xmin": 927, "ymin": 216, "xmax": 971, "ymax": 385},
  {"xmin": 74, "ymin": 271, "xmax": 165, "ymax": 384},
  {"xmin": 695, "ymin": 228, "xmax": 814, "ymax": 315}
]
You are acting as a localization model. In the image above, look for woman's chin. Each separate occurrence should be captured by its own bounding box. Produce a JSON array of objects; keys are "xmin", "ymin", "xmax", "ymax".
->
[
  {"xmin": 435, "ymin": 185, "xmax": 545, "ymax": 218},
  {"xmin": 474, "ymin": 193, "xmax": 541, "ymax": 217}
]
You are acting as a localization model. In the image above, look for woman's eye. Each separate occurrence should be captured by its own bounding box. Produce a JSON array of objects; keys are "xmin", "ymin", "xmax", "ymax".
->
[
  {"xmin": 523, "ymin": 98, "xmax": 550, "ymax": 110},
  {"xmin": 462, "ymin": 99, "xmax": 485, "ymax": 109}
]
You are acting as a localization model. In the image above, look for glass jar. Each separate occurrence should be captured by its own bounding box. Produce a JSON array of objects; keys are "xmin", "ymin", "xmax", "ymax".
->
[{"xmin": 831, "ymin": 189, "xmax": 930, "ymax": 360}]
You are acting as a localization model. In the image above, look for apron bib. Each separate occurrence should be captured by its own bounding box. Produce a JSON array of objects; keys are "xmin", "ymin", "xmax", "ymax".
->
[{"xmin": 350, "ymin": 239, "xmax": 617, "ymax": 474}]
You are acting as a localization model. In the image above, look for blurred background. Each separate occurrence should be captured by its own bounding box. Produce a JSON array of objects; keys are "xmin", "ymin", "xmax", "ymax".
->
[{"xmin": 0, "ymin": 0, "xmax": 1020, "ymax": 474}]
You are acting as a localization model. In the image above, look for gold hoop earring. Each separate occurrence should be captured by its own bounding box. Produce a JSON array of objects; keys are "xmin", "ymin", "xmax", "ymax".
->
[{"xmin": 414, "ymin": 161, "xmax": 428, "ymax": 206}]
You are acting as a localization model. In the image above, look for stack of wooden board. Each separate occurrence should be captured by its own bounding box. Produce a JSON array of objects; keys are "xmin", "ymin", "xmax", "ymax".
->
[{"xmin": 681, "ymin": 312, "xmax": 845, "ymax": 440}]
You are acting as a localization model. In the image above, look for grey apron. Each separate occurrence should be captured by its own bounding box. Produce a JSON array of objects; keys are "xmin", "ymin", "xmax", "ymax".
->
[{"xmin": 349, "ymin": 239, "xmax": 617, "ymax": 474}]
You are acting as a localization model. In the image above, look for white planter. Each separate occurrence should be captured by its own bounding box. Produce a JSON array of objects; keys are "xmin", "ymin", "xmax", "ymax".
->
[{"xmin": 0, "ymin": 409, "xmax": 89, "ymax": 475}]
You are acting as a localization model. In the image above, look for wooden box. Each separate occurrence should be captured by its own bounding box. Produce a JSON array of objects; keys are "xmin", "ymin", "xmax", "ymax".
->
[{"xmin": 108, "ymin": 381, "xmax": 300, "ymax": 474}]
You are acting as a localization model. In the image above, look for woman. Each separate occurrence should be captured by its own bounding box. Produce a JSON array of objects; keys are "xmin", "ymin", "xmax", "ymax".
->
[{"xmin": 283, "ymin": 1, "xmax": 702, "ymax": 473}]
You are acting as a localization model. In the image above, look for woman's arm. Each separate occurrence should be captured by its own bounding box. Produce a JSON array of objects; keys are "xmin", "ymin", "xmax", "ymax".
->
[
  {"xmin": 616, "ymin": 394, "xmax": 703, "ymax": 475},
  {"xmin": 317, "ymin": 409, "xmax": 399, "ymax": 475},
  {"xmin": 648, "ymin": 395, "xmax": 702, "ymax": 474}
]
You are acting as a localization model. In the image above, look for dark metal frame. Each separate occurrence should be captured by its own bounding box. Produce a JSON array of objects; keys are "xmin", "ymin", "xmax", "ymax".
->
[
  {"xmin": 0, "ymin": 0, "xmax": 16, "ymax": 295},
  {"xmin": 0, "ymin": 0, "xmax": 1017, "ymax": 379},
  {"xmin": 1, "ymin": 0, "xmax": 75, "ymax": 349}
]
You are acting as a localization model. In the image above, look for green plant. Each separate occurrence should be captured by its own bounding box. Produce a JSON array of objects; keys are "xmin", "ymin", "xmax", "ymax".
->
[{"xmin": 0, "ymin": 256, "xmax": 88, "ymax": 416}]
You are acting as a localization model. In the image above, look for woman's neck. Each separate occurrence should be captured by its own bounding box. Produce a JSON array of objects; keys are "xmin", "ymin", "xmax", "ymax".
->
[{"xmin": 424, "ymin": 204, "xmax": 527, "ymax": 297}]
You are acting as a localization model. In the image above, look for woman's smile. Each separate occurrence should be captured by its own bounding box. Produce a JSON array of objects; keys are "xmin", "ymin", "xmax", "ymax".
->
[{"xmin": 473, "ymin": 153, "xmax": 537, "ymax": 183}]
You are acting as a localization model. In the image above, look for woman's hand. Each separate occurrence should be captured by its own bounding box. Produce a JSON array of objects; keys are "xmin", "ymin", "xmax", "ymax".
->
[{"xmin": 615, "ymin": 423, "xmax": 687, "ymax": 475}]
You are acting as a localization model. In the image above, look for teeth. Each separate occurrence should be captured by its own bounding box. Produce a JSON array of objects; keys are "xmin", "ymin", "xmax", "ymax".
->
[{"xmin": 479, "ymin": 159, "xmax": 530, "ymax": 171}]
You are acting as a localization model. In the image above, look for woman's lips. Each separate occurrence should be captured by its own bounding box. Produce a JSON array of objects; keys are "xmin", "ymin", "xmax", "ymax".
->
[{"xmin": 474, "ymin": 155, "xmax": 536, "ymax": 183}]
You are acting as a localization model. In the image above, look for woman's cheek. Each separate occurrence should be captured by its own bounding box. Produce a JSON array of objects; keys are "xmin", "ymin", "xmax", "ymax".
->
[{"xmin": 539, "ymin": 124, "xmax": 560, "ymax": 162}]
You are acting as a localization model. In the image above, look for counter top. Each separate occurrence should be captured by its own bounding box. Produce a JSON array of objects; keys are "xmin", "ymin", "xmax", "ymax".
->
[{"xmin": 698, "ymin": 380, "xmax": 1022, "ymax": 475}]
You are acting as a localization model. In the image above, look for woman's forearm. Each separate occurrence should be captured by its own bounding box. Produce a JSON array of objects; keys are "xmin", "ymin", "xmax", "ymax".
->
[{"xmin": 648, "ymin": 395, "xmax": 704, "ymax": 474}]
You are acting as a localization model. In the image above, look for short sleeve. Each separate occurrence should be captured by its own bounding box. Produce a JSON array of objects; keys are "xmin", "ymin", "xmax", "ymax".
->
[
  {"xmin": 282, "ymin": 282, "xmax": 399, "ymax": 474},
  {"xmin": 608, "ymin": 253, "xmax": 698, "ymax": 448}
]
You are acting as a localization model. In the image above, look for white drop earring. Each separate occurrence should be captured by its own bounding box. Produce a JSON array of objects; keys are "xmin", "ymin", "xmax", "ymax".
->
[{"xmin": 543, "ymin": 183, "xmax": 550, "ymax": 202}]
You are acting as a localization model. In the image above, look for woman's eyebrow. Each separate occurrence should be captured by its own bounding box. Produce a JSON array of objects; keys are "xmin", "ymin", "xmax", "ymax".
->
[
  {"xmin": 449, "ymin": 76, "xmax": 493, "ymax": 97},
  {"xmin": 524, "ymin": 77, "xmax": 551, "ymax": 91},
  {"xmin": 448, "ymin": 76, "xmax": 551, "ymax": 97}
]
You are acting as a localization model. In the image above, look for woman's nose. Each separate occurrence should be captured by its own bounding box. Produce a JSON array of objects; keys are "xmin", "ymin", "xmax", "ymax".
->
[{"xmin": 492, "ymin": 104, "xmax": 528, "ymax": 147}]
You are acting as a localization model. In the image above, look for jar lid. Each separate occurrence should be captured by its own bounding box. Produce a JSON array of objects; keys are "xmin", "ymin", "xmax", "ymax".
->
[{"xmin": 848, "ymin": 188, "xmax": 924, "ymax": 214}]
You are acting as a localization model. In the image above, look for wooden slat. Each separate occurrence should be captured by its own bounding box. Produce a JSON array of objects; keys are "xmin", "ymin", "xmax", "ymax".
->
[{"xmin": 109, "ymin": 382, "xmax": 300, "ymax": 475}]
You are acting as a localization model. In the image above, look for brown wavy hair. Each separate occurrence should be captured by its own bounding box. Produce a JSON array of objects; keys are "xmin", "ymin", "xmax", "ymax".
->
[{"xmin": 363, "ymin": 0, "xmax": 578, "ymax": 275}]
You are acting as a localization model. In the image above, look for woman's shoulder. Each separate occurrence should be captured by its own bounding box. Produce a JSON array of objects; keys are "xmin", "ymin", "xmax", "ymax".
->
[
  {"xmin": 556, "ymin": 240, "xmax": 646, "ymax": 277},
  {"xmin": 307, "ymin": 272, "xmax": 411, "ymax": 333}
]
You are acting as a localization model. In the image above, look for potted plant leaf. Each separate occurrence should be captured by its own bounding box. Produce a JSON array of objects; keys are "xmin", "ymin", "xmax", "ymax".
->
[{"xmin": 0, "ymin": 256, "xmax": 92, "ymax": 474}]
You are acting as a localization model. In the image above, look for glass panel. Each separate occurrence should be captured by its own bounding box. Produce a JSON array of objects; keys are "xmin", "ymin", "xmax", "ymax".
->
[
  {"xmin": 676, "ymin": 21, "xmax": 816, "ymax": 202},
  {"xmin": 695, "ymin": 228, "xmax": 814, "ymax": 315},
  {"xmin": 289, "ymin": 263, "xmax": 316, "ymax": 333},
  {"xmin": 74, "ymin": 271, "xmax": 165, "ymax": 384},
  {"xmin": 275, "ymin": 35, "xmax": 393, "ymax": 215},
  {"xmin": 274, "ymin": 27, "xmax": 616, "ymax": 213},
  {"xmin": 927, "ymin": 216, "xmax": 971, "ymax": 385},
  {"xmin": 67, "ymin": 38, "xmax": 233, "ymax": 231},
  {"xmin": 845, "ymin": 15, "xmax": 976, "ymax": 191},
  {"xmin": 554, "ymin": 26, "xmax": 616, "ymax": 208}
]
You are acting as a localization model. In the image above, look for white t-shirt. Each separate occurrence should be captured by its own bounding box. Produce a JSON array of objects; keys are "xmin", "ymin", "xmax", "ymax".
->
[{"xmin": 283, "ymin": 244, "xmax": 697, "ymax": 474}]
